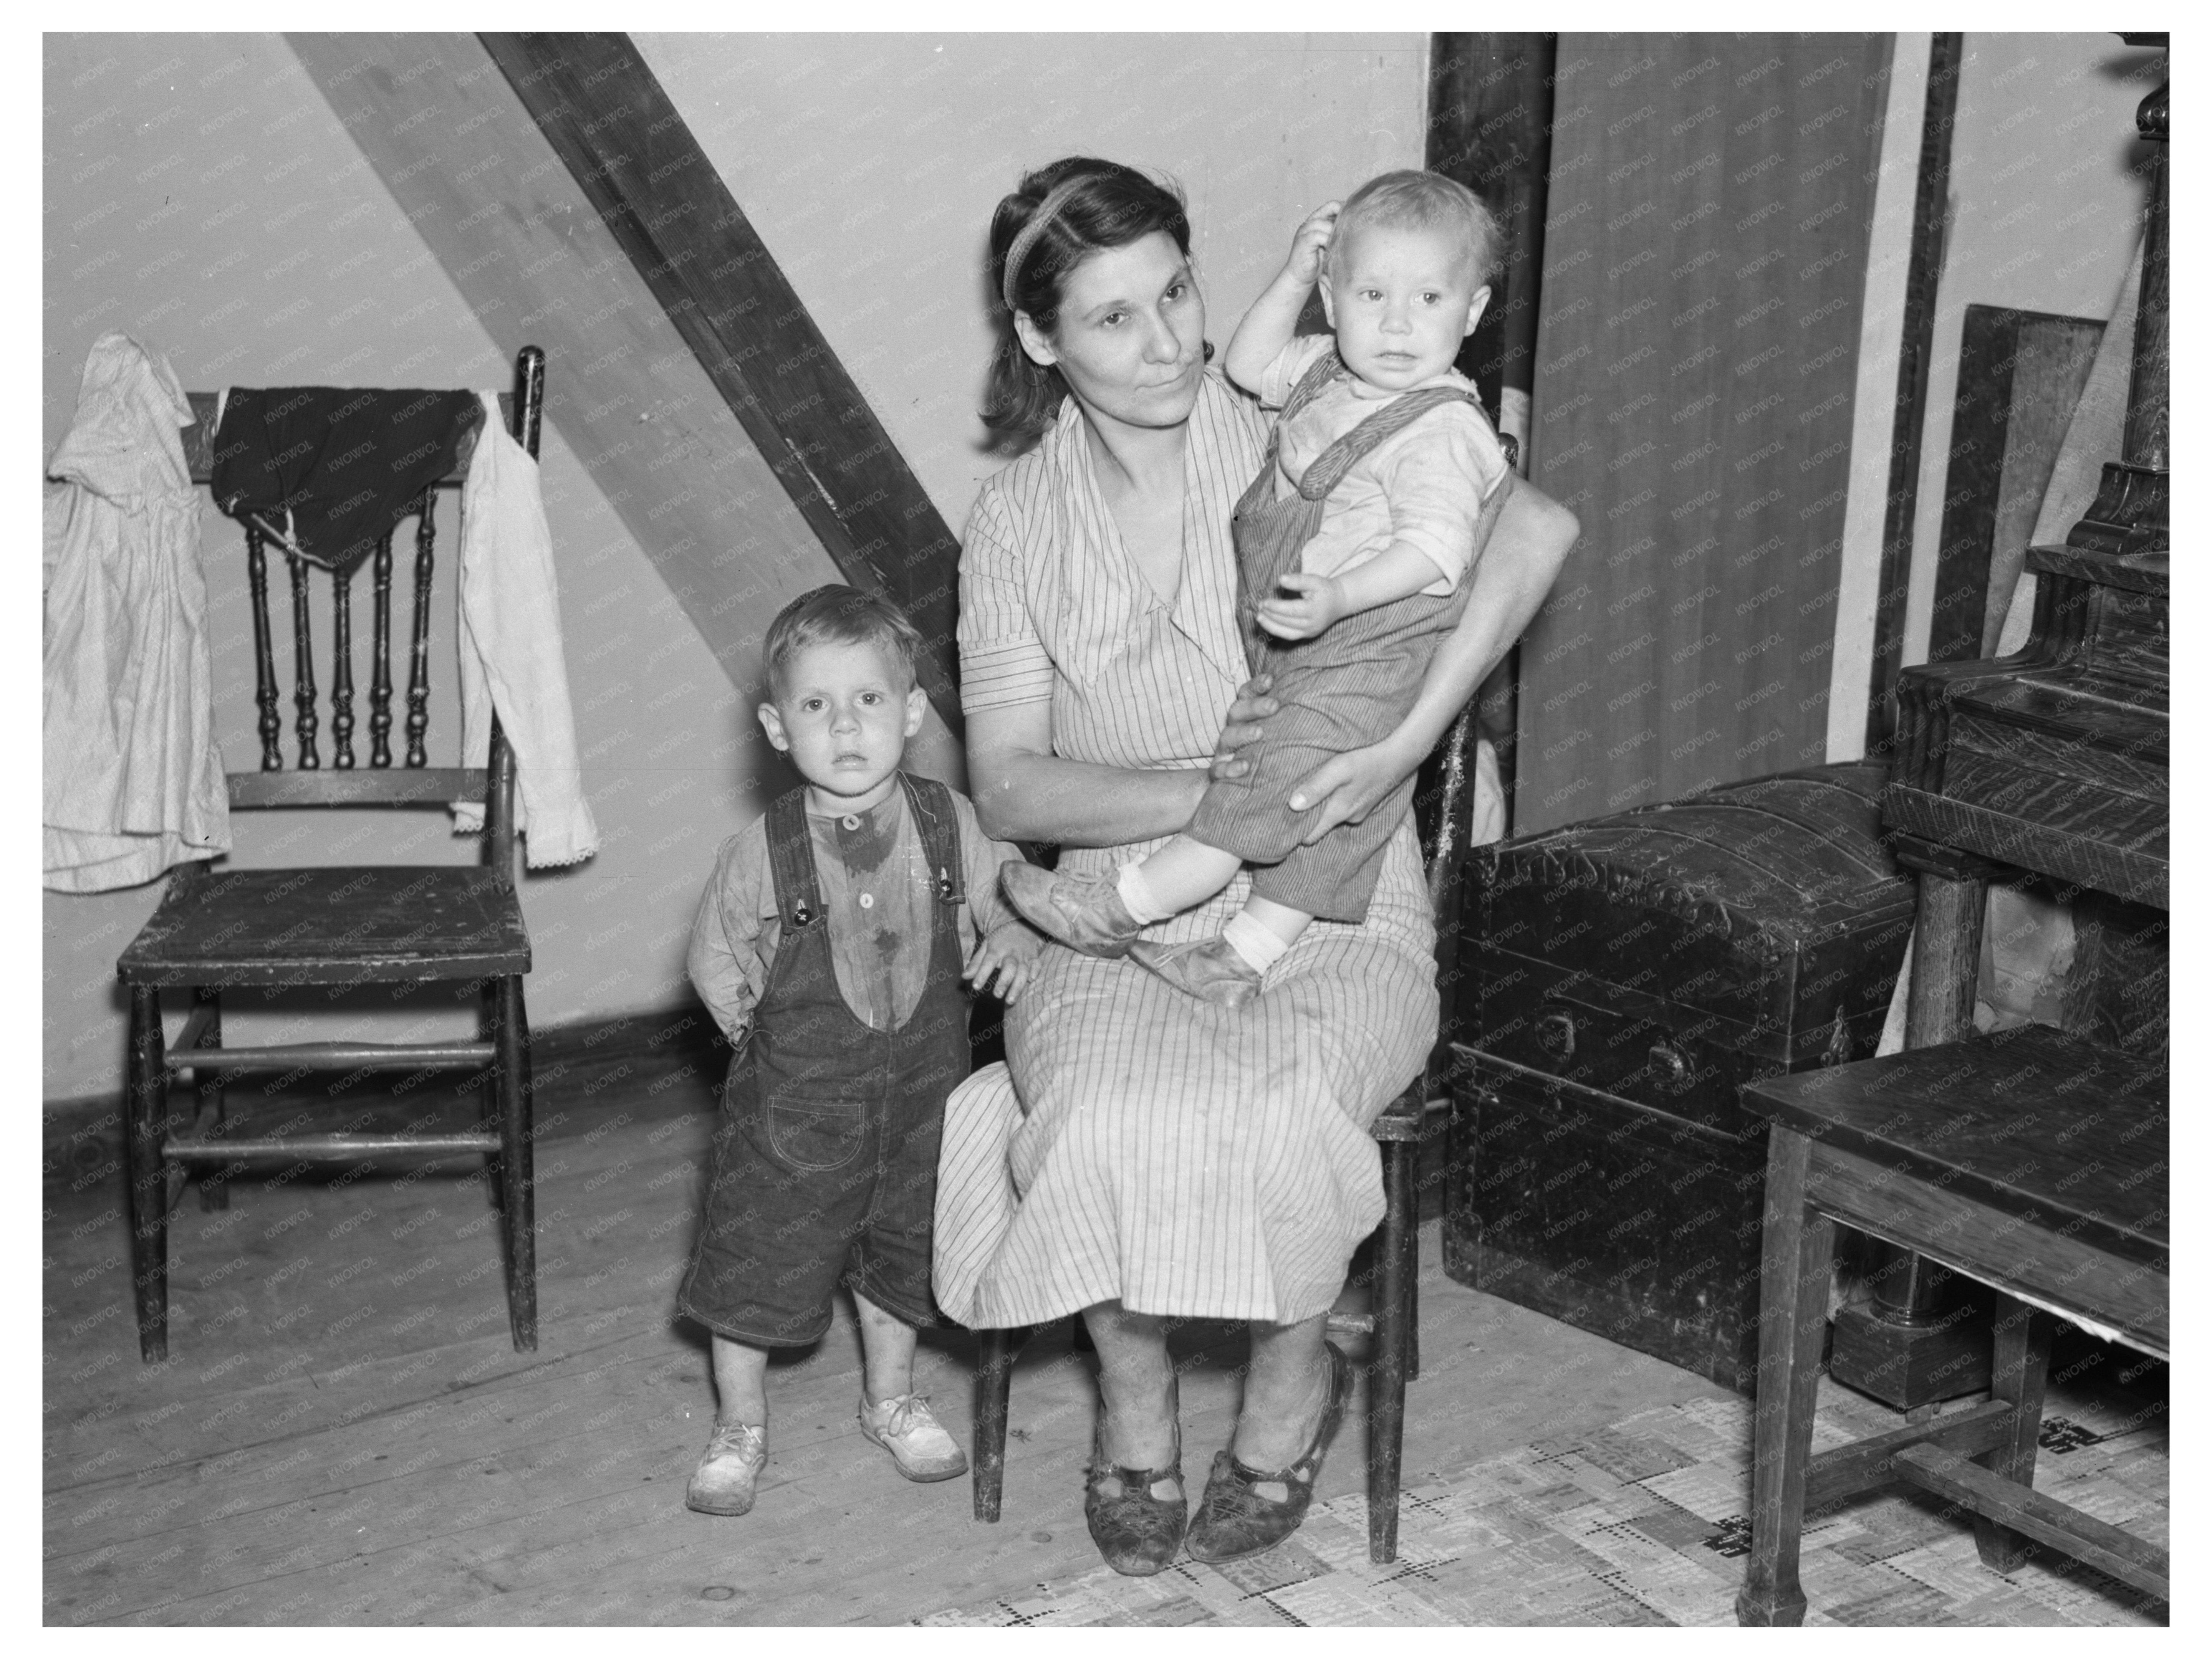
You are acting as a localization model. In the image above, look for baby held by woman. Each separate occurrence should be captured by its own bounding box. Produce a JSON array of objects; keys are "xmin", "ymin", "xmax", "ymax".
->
[{"xmin": 1005, "ymin": 169, "xmax": 1513, "ymax": 1005}]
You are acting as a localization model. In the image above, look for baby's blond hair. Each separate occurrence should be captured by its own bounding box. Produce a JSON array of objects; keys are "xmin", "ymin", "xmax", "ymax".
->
[{"xmin": 1330, "ymin": 170, "xmax": 1502, "ymax": 289}]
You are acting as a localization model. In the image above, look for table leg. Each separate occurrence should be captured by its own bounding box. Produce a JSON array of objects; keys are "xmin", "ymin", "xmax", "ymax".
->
[
  {"xmin": 1737, "ymin": 1126, "xmax": 1835, "ymax": 1628},
  {"xmin": 1974, "ymin": 1295, "xmax": 2052, "ymax": 1573},
  {"xmin": 1835, "ymin": 857, "xmax": 1997, "ymax": 1408}
]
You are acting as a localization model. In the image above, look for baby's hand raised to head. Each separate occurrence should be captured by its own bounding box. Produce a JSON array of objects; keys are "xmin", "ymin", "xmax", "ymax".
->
[{"xmin": 1286, "ymin": 202, "xmax": 1341, "ymax": 286}]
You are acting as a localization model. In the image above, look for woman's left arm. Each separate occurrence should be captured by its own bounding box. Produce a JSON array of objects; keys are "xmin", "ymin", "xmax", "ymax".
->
[{"xmin": 1283, "ymin": 475, "xmax": 1580, "ymax": 840}]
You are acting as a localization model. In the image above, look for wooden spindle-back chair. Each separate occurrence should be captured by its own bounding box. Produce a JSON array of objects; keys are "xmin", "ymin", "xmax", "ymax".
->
[{"xmin": 114, "ymin": 345, "xmax": 547, "ymax": 1363}]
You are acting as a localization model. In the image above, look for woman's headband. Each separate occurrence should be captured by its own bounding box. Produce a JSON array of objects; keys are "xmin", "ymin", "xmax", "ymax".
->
[{"xmin": 999, "ymin": 176, "xmax": 1088, "ymax": 316}]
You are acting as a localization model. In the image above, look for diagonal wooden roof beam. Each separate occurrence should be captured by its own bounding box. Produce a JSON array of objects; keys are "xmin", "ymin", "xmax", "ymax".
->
[{"xmin": 479, "ymin": 32, "xmax": 962, "ymax": 729}]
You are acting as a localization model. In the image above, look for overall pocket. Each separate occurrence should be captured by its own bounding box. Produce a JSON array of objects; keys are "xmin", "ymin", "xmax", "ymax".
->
[{"xmin": 761, "ymin": 1094, "xmax": 868, "ymax": 1173}]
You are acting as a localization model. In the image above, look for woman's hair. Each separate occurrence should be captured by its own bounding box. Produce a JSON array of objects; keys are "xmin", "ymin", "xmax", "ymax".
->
[
  {"xmin": 762, "ymin": 584, "xmax": 925, "ymax": 696},
  {"xmin": 1329, "ymin": 170, "xmax": 1503, "ymax": 289},
  {"xmin": 981, "ymin": 157, "xmax": 1195, "ymax": 442}
]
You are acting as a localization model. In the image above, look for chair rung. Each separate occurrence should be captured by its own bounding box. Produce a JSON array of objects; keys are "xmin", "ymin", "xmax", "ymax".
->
[
  {"xmin": 1325, "ymin": 1312, "xmax": 1376, "ymax": 1337},
  {"xmin": 165, "ymin": 1131, "xmax": 500, "ymax": 1162},
  {"xmin": 166, "ymin": 1041, "xmax": 494, "ymax": 1072}
]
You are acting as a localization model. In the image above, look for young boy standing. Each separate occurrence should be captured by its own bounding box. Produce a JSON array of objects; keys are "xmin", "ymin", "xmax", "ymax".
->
[{"xmin": 678, "ymin": 585, "xmax": 1043, "ymax": 1517}]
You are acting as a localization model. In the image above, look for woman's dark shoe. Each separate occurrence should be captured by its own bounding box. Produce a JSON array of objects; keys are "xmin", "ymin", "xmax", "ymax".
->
[
  {"xmin": 1184, "ymin": 1340, "xmax": 1350, "ymax": 1563},
  {"xmin": 1084, "ymin": 1385, "xmax": 1187, "ymax": 1576}
]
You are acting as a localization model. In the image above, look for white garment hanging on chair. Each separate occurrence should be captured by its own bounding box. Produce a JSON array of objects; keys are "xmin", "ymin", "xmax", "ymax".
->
[
  {"xmin": 43, "ymin": 333, "xmax": 230, "ymax": 892},
  {"xmin": 451, "ymin": 390, "xmax": 599, "ymax": 868}
]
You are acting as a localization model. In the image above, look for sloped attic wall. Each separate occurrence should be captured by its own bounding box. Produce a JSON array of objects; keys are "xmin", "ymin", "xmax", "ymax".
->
[
  {"xmin": 41, "ymin": 33, "xmax": 776, "ymax": 1102},
  {"xmin": 631, "ymin": 33, "xmax": 1430, "ymax": 519},
  {"xmin": 43, "ymin": 31, "xmax": 1432, "ymax": 1105}
]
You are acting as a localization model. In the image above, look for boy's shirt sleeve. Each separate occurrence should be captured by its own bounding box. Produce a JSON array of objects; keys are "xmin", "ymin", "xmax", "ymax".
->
[
  {"xmin": 1373, "ymin": 402, "xmax": 1512, "ymax": 593},
  {"xmin": 948, "ymin": 789, "xmax": 1031, "ymax": 951},
  {"xmin": 687, "ymin": 820, "xmax": 775, "ymax": 1042},
  {"xmin": 1255, "ymin": 334, "xmax": 1337, "ymax": 412}
]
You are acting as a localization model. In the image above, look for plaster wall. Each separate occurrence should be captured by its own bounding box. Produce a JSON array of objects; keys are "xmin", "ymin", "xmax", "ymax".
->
[
  {"xmin": 1896, "ymin": 32, "xmax": 2155, "ymax": 670},
  {"xmin": 42, "ymin": 33, "xmax": 745, "ymax": 1102},
  {"xmin": 43, "ymin": 31, "xmax": 1431, "ymax": 1105},
  {"xmin": 632, "ymin": 32, "xmax": 1430, "ymax": 526}
]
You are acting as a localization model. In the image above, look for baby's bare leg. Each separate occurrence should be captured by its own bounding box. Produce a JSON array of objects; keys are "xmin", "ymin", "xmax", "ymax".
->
[
  {"xmin": 1131, "ymin": 835, "xmax": 1245, "ymax": 915},
  {"xmin": 1238, "ymin": 896, "xmax": 1313, "ymax": 949}
]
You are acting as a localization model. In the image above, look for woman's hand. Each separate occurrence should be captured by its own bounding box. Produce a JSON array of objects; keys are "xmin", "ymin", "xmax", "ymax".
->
[
  {"xmin": 1208, "ymin": 673, "xmax": 1279, "ymax": 783},
  {"xmin": 1286, "ymin": 736, "xmax": 1414, "ymax": 843},
  {"xmin": 1256, "ymin": 572, "xmax": 1346, "ymax": 641},
  {"xmin": 966, "ymin": 921, "xmax": 1046, "ymax": 1006},
  {"xmin": 1285, "ymin": 201, "xmax": 1340, "ymax": 287}
]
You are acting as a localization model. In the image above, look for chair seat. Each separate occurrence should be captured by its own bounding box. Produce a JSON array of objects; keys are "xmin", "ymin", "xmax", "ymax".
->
[
  {"xmin": 119, "ymin": 865, "xmax": 530, "ymax": 986},
  {"xmin": 1370, "ymin": 1086, "xmax": 1441, "ymax": 1143}
]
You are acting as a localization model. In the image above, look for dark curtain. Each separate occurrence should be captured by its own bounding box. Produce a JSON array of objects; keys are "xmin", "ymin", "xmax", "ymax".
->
[{"xmin": 1517, "ymin": 33, "xmax": 1892, "ymax": 831}]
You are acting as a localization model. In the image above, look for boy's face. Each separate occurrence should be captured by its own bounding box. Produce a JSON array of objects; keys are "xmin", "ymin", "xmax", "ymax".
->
[
  {"xmin": 758, "ymin": 638, "xmax": 926, "ymax": 809},
  {"xmin": 1321, "ymin": 222, "xmax": 1490, "ymax": 394}
]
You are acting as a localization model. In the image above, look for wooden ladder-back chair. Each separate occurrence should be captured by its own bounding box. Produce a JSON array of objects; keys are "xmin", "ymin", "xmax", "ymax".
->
[
  {"xmin": 115, "ymin": 346, "xmax": 547, "ymax": 1364},
  {"xmin": 972, "ymin": 700, "xmax": 1484, "ymax": 1567}
]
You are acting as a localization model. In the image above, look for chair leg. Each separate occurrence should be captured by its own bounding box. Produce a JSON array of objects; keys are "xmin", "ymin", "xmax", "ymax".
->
[
  {"xmin": 495, "ymin": 976, "xmax": 537, "ymax": 1352},
  {"xmin": 1368, "ymin": 1137, "xmax": 1414, "ymax": 1564},
  {"xmin": 973, "ymin": 1325, "xmax": 1030, "ymax": 1522},
  {"xmin": 480, "ymin": 979, "xmax": 505, "ymax": 1218},
  {"xmin": 1403, "ymin": 1189, "xmax": 1421, "ymax": 1383},
  {"xmin": 124, "ymin": 986, "xmax": 171, "ymax": 1364},
  {"xmin": 1736, "ymin": 1128, "xmax": 1835, "ymax": 1627},
  {"xmin": 194, "ymin": 988, "xmax": 228, "ymax": 1211},
  {"xmin": 1973, "ymin": 1295, "xmax": 2053, "ymax": 1573}
]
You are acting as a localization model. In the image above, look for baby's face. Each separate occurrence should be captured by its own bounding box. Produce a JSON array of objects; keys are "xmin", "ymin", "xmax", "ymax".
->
[
  {"xmin": 1321, "ymin": 222, "xmax": 1490, "ymax": 394},
  {"xmin": 758, "ymin": 638, "xmax": 925, "ymax": 807}
]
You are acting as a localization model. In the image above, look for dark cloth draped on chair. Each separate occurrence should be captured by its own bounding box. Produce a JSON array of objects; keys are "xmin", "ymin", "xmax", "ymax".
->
[
  {"xmin": 210, "ymin": 387, "xmax": 481, "ymax": 575},
  {"xmin": 1516, "ymin": 34, "xmax": 1891, "ymax": 831}
]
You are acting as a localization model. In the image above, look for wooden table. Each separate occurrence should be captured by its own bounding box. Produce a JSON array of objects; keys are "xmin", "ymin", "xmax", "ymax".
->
[{"xmin": 1733, "ymin": 1023, "xmax": 2168, "ymax": 1625}]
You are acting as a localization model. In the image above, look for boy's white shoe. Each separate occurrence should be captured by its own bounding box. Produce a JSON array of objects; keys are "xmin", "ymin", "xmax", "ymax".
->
[
  {"xmin": 858, "ymin": 1394, "xmax": 969, "ymax": 1482},
  {"xmin": 686, "ymin": 1420, "xmax": 768, "ymax": 1515}
]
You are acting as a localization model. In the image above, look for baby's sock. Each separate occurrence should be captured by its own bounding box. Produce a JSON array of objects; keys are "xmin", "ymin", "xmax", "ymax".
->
[
  {"xmin": 1116, "ymin": 862, "xmax": 1173, "ymax": 925},
  {"xmin": 1221, "ymin": 912, "xmax": 1291, "ymax": 976}
]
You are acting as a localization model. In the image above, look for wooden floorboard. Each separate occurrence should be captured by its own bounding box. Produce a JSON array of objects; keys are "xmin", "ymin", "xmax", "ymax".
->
[{"xmin": 45, "ymin": 1054, "xmax": 1743, "ymax": 1626}]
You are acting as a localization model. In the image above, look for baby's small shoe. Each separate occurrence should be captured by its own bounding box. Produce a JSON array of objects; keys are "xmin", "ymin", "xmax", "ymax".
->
[
  {"xmin": 858, "ymin": 1393, "xmax": 969, "ymax": 1483},
  {"xmin": 1129, "ymin": 936, "xmax": 1265, "ymax": 1009},
  {"xmin": 1000, "ymin": 860, "xmax": 1144, "ymax": 957},
  {"xmin": 686, "ymin": 1419, "xmax": 768, "ymax": 1516}
]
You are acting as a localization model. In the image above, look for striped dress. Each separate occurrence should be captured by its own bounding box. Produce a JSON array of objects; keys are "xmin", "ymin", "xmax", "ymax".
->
[{"xmin": 932, "ymin": 372, "xmax": 1440, "ymax": 1328}]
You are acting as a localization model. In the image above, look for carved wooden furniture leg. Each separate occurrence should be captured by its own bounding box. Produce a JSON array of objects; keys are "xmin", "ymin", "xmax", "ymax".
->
[
  {"xmin": 972, "ymin": 1325, "xmax": 1028, "ymax": 1522},
  {"xmin": 1874, "ymin": 860, "xmax": 1988, "ymax": 1342},
  {"xmin": 496, "ymin": 974, "xmax": 536, "ymax": 1352},
  {"xmin": 1737, "ymin": 1125, "xmax": 1835, "ymax": 1628},
  {"xmin": 1831, "ymin": 839, "xmax": 2001, "ymax": 1408},
  {"xmin": 1974, "ymin": 1295, "xmax": 2053, "ymax": 1572},
  {"xmin": 482, "ymin": 979, "xmax": 506, "ymax": 1220},
  {"xmin": 1368, "ymin": 1134, "xmax": 1414, "ymax": 1564},
  {"xmin": 124, "ymin": 986, "xmax": 171, "ymax": 1365},
  {"xmin": 192, "ymin": 987, "xmax": 228, "ymax": 1211}
]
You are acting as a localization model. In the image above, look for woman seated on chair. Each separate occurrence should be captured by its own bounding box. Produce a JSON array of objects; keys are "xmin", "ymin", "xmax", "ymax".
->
[{"xmin": 933, "ymin": 157, "xmax": 1576, "ymax": 1574}]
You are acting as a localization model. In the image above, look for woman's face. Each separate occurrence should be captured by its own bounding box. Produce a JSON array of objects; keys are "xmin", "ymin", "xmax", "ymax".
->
[{"xmin": 1015, "ymin": 231, "xmax": 1206, "ymax": 433}]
